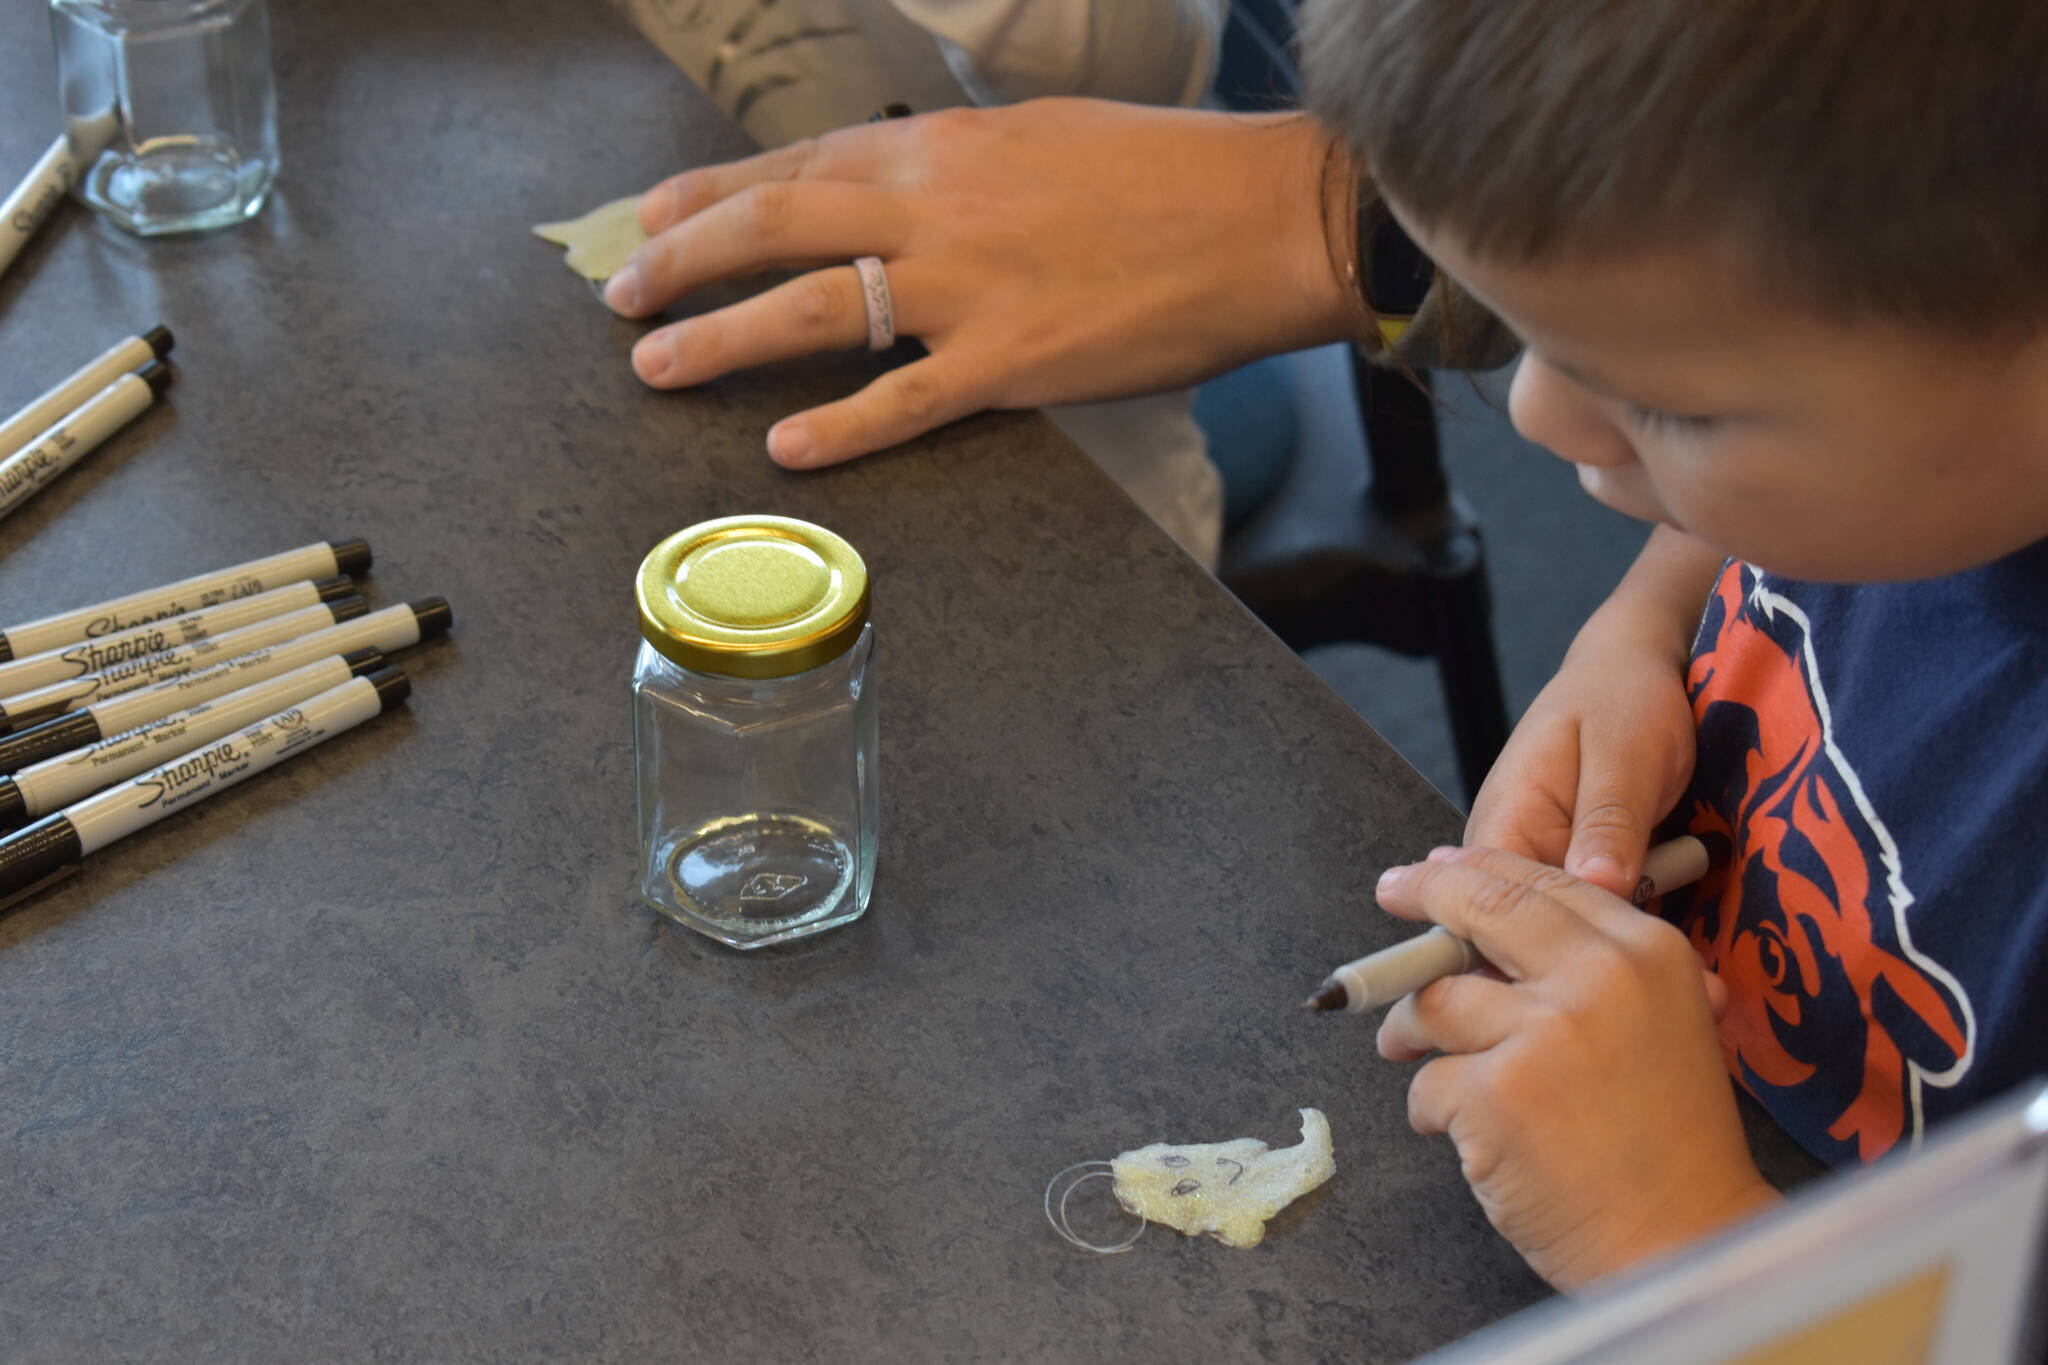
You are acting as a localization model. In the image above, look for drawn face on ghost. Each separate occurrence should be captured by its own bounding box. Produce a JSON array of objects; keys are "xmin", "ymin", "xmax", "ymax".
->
[{"xmin": 1110, "ymin": 1108, "xmax": 1335, "ymax": 1248}]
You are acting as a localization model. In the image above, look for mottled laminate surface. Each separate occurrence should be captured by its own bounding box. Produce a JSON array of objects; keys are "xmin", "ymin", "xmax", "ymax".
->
[{"xmin": 0, "ymin": 3, "xmax": 1578, "ymax": 1359}]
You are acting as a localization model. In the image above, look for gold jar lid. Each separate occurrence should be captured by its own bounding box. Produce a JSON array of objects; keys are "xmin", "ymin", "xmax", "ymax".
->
[{"xmin": 636, "ymin": 515, "xmax": 870, "ymax": 679}]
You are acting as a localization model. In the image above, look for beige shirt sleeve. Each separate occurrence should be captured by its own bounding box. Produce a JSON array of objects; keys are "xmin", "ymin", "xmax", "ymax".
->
[{"xmin": 889, "ymin": 0, "xmax": 1227, "ymax": 108}]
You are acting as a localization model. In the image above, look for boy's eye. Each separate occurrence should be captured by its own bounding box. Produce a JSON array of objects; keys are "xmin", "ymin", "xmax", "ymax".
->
[{"xmin": 1625, "ymin": 403, "xmax": 1719, "ymax": 435}]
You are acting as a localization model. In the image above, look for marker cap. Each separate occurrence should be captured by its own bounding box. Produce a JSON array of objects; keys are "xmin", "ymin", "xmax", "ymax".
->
[
  {"xmin": 312, "ymin": 575, "xmax": 357, "ymax": 603},
  {"xmin": 0, "ymin": 777, "xmax": 22, "ymax": 830},
  {"xmin": 143, "ymin": 325, "xmax": 174, "ymax": 358},
  {"xmin": 410, "ymin": 597, "xmax": 453, "ymax": 639},
  {"xmin": 367, "ymin": 665, "xmax": 411, "ymax": 711},
  {"xmin": 342, "ymin": 647, "xmax": 385, "ymax": 676},
  {"xmin": 636, "ymin": 516, "xmax": 870, "ymax": 679},
  {"xmin": 329, "ymin": 596, "xmax": 370, "ymax": 623},
  {"xmin": 329, "ymin": 538, "xmax": 373, "ymax": 577},
  {"xmin": 136, "ymin": 360, "xmax": 173, "ymax": 396}
]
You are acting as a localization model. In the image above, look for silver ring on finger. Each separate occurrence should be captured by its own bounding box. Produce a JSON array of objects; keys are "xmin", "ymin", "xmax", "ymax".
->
[{"xmin": 853, "ymin": 255, "xmax": 895, "ymax": 351}]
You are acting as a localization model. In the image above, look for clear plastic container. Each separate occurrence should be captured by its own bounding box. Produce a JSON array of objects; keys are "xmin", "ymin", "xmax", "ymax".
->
[
  {"xmin": 50, "ymin": 0, "xmax": 279, "ymax": 236},
  {"xmin": 633, "ymin": 516, "xmax": 877, "ymax": 949}
]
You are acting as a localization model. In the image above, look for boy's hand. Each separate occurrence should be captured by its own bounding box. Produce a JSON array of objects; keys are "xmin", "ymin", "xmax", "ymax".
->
[
  {"xmin": 1465, "ymin": 524, "xmax": 1725, "ymax": 899},
  {"xmin": 1374, "ymin": 845, "xmax": 1777, "ymax": 1291},
  {"xmin": 1464, "ymin": 608, "xmax": 1697, "ymax": 898}
]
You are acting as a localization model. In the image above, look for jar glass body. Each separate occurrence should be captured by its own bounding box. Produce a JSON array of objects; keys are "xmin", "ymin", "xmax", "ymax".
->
[
  {"xmin": 50, "ymin": 0, "xmax": 279, "ymax": 236},
  {"xmin": 633, "ymin": 624, "xmax": 876, "ymax": 949}
]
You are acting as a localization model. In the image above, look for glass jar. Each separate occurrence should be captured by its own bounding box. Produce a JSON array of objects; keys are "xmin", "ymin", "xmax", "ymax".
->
[
  {"xmin": 50, "ymin": 0, "xmax": 280, "ymax": 236},
  {"xmin": 633, "ymin": 516, "xmax": 877, "ymax": 950}
]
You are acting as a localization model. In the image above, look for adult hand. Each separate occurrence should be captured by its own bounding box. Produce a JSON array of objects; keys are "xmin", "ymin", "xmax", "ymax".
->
[
  {"xmin": 1373, "ymin": 845, "xmax": 1778, "ymax": 1291},
  {"xmin": 1464, "ymin": 525, "xmax": 1723, "ymax": 899},
  {"xmin": 606, "ymin": 98, "xmax": 1361, "ymax": 468}
]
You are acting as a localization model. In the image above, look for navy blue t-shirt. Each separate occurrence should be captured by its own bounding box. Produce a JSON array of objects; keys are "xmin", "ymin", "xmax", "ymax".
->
[{"xmin": 1658, "ymin": 541, "xmax": 2048, "ymax": 1167}]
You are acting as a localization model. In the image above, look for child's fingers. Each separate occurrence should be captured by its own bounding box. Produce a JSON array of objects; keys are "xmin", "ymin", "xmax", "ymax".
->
[
  {"xmin": 1376, "ymin": 972, "xmax": 1522, "ymax": 1062},
  {"xmin": 1561, "ymin": 734, "xmax": 1666, "ymax": 897},
  {"xmin": 1405, "ymin": 1052, "xmax": 1488, "ymax": 1139},
  {"xmin": 1375, "ymin": 848, "xmax": 1609, "ymax": 982}
]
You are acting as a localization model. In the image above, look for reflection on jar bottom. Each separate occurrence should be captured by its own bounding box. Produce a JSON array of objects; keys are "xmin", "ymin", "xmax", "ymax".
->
[
  {"xmin": 657, "ymin": 812, "xmax": 857, "ymax": 945},
  {"xmin": 81, "ymin": 137, "xmax": 275, "ymax": 236}
]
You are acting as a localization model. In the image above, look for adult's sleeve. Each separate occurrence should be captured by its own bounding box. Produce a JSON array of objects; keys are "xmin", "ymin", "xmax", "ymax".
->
[{"xmin": 888, "ymin": 0, "xmax": 1228, "ymax": 109}]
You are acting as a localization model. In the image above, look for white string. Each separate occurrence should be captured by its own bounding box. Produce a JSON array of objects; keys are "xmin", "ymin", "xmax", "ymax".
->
[{"xmin": 1043, "ymin": 1160, "xmax": 1146, "ymax": 1255}]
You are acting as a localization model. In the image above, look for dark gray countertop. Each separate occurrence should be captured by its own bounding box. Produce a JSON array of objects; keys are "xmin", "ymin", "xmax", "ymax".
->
[{"xmin": 0, "ymin": 2, "xmax": 1759, "ymax": 1359}]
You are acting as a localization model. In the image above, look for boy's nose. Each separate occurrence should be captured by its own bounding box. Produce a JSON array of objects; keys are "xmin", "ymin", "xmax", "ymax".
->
[{"xmin": 1509, "ymin": 353, "xmax": 1639, "ymax": 470}]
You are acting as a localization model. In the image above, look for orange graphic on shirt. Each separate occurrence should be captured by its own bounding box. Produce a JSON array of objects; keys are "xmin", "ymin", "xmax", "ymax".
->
[{"xmin": 1669, "ymin": 566, "xmax": 1972, "ymax": 1163}]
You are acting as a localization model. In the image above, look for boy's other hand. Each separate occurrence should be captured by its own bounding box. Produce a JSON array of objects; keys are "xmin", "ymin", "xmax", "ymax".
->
[
  {"xmin": 1464, "ymin": 562, "xmax": 1700, "ymax": 898},
  {"xmin": 607, "ymin": 100, "xmax": 1360, "ymax": 469},
  {"xmin": 1374, "ymin": 845, "xmax": 1776, "ymax": 1291}
]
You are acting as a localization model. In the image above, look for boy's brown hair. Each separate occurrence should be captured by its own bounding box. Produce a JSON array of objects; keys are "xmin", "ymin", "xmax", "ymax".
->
[{"xmin": 1302, "ymin": 0, "xmax": 2048, "ymax": 338}]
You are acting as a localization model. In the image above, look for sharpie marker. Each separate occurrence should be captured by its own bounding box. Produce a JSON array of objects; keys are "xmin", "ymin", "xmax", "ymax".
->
[
  {"xmin": 1302, "ymin": 836, "xmax": 1712, "ymax": 1013},
  {"xmin": 0, "ymin": 362, "xmax": 173, "ymax": 524},
  {"xmin": 0, "ymin": 135, "xmax": 72, "ymax": 283},
  {"xmin": 0, "ymin": 327, "xmax": 175, "ymax": 464},
  {"xmin": 0, "ymin": 649, "xmax": 385, "ymax": 832},
  {"xmin": 0, "ymin": 114, "xmax": 116, "ymax": 284},
  {"xmin": 0, "ymin": 537, "xmax": 372, "ymax": 662},
  {"xmin": 0, "ymin": 576, "xmax": 355, "ymax": 698},
  {"xmin": 0, "ymin": 599, "xmax": 450, "ymax": 776},
  {"xmin": 0, "ymin": 668, "xmax": 413, "ymax": 912},
  {"xmin": 0, "ymin": 598, "xmax": 367, "ymax": 734}
]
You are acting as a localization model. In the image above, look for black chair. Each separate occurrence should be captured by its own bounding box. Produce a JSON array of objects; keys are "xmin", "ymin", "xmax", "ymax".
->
[{"xmin": 1210, "ymin": 1, "xmax": 1511, "ymax": 801}]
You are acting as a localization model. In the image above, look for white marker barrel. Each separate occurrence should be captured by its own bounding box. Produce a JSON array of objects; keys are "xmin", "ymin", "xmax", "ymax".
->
[
  {"xmin": 0, "ymin": 365, "xmax": 172, "ymax": 523},
  {"xmin": 0, "ymin": 327, "xmax": 173, "ymax": 464},
  {"xmin": 0, "ymin": 650, "xmax": 384, "ymax": 827},
  {"xmin": 0, "ymin": 575, "xmax": 353, "ymax": 697},
  {"xmin": 0, "ymin": 135, "xmax": 72, "ymax": 284},
  {"xmin": 0, "ymin": 599, "xmax": 449, "ymax": 777},
  {"xmin": 0, "ymin": 669, "xmax": 412, "ymax": 909},
  {"xmin": 0, "ymin": 537, "xmax": 372, "ymax": 662},
  {"xmin": 66, "ymin": 672, "xmax": 408, "ymax": 854},
  {"xmin": 0, "ymin": 599, "xmax": 367, "ymax": 731}
]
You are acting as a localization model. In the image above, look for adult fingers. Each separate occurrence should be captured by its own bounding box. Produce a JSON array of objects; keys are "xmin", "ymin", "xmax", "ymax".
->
[
  {"xmin": 606, "ymin": 181, "xmax": 911, "ymax": 318},
  {"xmin": 1375, "ymin": 845, "xmax": 1622, "ymax": 981},
  {"xmin": 764, "ymin": 353, "xmax": 985, "ymax": 469},
  {"xmin": 1377, "ymin": 972, "xmax": 1523, "ymax": 1063},
  {"xmin": 630, "ymin": 260, "xmax": 938, "ymax": 389},
  {"xmin": 636, "ymin": 126, "xmax": 889, "ymax": 234}
]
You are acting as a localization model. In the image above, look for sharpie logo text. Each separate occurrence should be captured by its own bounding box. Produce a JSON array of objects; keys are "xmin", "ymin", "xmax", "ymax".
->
[{"xmin": 134, "ymin": 738, "xmax": 246, "ymax": 808}]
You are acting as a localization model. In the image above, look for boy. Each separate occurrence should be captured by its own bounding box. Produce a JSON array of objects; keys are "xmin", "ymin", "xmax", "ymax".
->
[
  {"xmin": 602, "ymin": 0, "xmax": 2046, "ymax": 1296},
  {"xmin": 1307, "ymin": 0, "xmax": 2048, "ymax": 1290}
]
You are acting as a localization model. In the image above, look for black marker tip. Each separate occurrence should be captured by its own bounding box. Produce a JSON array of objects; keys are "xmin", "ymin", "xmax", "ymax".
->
[
  {"xmin": 0, "ymin": 778, "xmax": 24, "ymax": 831},
  {"xmin": 367, "ymin": 665, "xmax": 411, "ymax": 711},
  {"xmin": 136, "ymin": 359, "xmax": 173, "ymax": 396},
  {"xmin": 143, "ymin": 324, "xmax": 174, "ymax": 357},
  {"xmin": 328, "ymin": 595, "xmax": 370, "ymax": 624},
  {"xmin": 1302, "ymin": 982, "xmax": 1347, "ymax": 1014},
  {"xmin": 329, "ymin": 538, "xmax": 373, "ymax": 577},
  {"xmin": 411, "ymin": 597, "xmax": 453, "ymax": 639}
]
